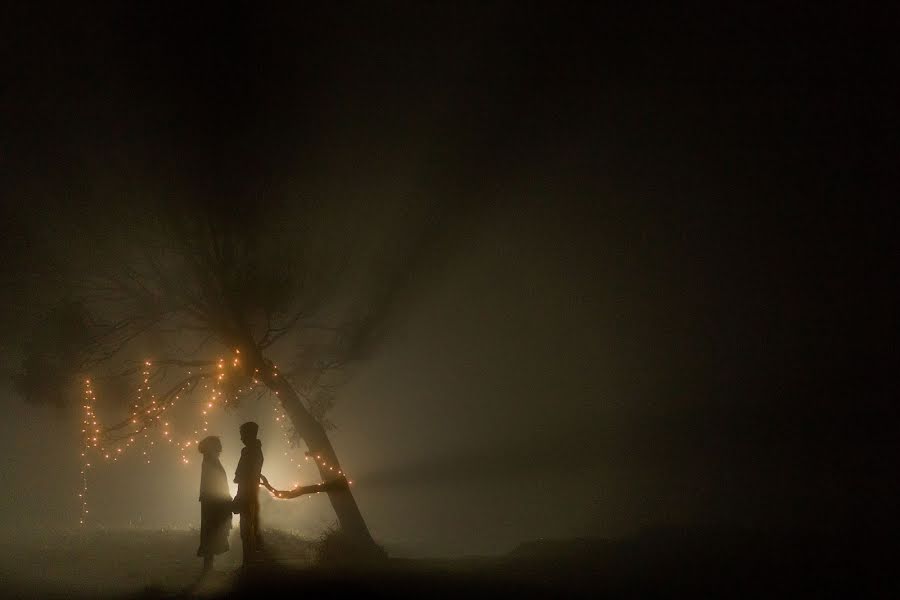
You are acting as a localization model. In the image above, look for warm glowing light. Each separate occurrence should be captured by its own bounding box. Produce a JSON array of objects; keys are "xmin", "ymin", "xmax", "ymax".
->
[{"xmin": 76, "ymin": 354, "xmax": 359, "ymax": 527}]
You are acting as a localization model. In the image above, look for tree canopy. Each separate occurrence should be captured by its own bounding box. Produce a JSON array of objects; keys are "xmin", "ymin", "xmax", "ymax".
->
[{"xmin": 6, "ymin": 191, "xmax": 446, "ymax": 431}]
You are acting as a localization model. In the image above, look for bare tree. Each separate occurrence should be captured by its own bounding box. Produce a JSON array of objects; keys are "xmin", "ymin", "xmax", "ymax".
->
[{"xmin": 12, "ymin": 199, "xmax": 391, "ymax": 555}]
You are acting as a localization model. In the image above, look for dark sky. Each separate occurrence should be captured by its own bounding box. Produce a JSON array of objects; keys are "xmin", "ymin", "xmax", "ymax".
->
[{"xmin": 0, "ymin": 3, "xmax": 896, "ymax": 556}]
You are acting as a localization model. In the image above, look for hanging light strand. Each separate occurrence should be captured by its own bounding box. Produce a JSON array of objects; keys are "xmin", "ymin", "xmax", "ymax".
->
[{"xmin": 77, "ymin": 350, "xmax": 354, "ymax": 523}]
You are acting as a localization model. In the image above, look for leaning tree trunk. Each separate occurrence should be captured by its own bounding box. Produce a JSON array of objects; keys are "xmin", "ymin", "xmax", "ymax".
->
[{"xmin": 251, "ymin": 354, "xmax": 380, "ymax": 555}]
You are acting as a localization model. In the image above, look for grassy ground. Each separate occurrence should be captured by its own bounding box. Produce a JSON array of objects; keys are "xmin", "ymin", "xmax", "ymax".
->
[
  {"xmin": 0, "ymin": 528, "xmax": 315, "ymax": 598},
  {"xmin": 1, "ymin": 527, "xmax": 892, "ymax": 599}
]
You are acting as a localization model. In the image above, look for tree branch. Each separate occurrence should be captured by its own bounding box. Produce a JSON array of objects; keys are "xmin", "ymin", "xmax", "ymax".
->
[{"xmin": 102, "ymin": 371, "xmax": 209, "ymax": 437}]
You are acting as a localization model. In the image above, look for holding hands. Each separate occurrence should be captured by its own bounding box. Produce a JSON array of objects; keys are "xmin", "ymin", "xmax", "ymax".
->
[{"xmin": 259, "ymin": 474, "xmax": 285, "ymax": 498}]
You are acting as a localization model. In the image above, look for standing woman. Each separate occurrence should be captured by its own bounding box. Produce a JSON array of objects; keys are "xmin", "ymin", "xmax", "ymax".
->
[{"xmin": 197, "ymin": 436, "xmax": 233, "ymax": 573}]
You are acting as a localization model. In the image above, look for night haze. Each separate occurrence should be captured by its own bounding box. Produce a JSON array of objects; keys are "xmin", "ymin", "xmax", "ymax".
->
[{"xmin": 0, "ymin": 3, "xmax": 895, "ymax": 598}]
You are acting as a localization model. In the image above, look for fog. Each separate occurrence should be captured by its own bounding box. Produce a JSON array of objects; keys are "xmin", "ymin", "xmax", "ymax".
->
[{"xmin": 0, "ymin": 3, "xmax": 894, "ymax": 598}]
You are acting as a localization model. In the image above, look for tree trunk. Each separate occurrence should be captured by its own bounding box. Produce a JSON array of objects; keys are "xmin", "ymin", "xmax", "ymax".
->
[{"xmin": 254, "ymin": 358, "xmax": 381, "ymax": 556}]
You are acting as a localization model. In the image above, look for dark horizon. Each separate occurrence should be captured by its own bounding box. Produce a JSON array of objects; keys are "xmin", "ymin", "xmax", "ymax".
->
[{"xmin": 0, "ymin": 2, "xmax": 895, "ymax": 568}]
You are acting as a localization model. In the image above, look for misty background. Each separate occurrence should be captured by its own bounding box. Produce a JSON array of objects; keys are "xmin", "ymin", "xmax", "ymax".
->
[{"xmin": 0, "ymin": 3, "xmax": 895, "ymax": 559}]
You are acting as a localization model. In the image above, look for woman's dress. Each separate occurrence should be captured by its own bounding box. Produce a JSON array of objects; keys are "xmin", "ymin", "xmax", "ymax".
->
[{"xmin": 197, "ymin": 457, "xmax": 233, "ymax": 557}]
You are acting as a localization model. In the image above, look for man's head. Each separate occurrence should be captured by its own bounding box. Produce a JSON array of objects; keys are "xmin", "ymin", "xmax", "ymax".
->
[{"xmin": 239, "ymin": 421, "xmax": 259, "ymax": 446}]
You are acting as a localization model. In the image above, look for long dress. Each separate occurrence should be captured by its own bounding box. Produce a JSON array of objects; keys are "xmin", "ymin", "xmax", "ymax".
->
[{"xmin": 197, "ymin": 456, "xmax": 233, "ymax": 557}]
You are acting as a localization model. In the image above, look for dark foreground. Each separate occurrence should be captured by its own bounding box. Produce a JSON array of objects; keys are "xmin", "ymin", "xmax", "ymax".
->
[
  {"xmin": 212, "ymin": 529, "xmax": 894, "ymax": 600},
  {"xmin": 3, "ymin": 527, "xmax": 894, "ymax": 599}
]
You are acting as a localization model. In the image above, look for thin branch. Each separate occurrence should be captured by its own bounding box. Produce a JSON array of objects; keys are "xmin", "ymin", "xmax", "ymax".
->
[
  {"xmin": 102, "ymin": 371, "xmax": 210, "ymax": 437},
  {"xmin": 81, "ymin": 314, "xmax": 166, "ymax": 370},
  {"xmin": 153, "ymin": 358, "xmax": 217, "ymax": 368},
  {"xmin": 258, "ymin": 308, "xmax": 318, "ymax": 348}
]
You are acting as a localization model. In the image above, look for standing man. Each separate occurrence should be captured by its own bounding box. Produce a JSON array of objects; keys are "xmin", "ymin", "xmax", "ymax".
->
[{"xmin": 233, "ymin": 421, "xmax": 264, "ymax": 567}]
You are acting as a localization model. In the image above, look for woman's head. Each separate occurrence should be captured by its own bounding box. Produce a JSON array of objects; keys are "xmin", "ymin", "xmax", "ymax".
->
[{"xmin": 197, "ymin": 436, "xmax": 222, "ymax": 457}]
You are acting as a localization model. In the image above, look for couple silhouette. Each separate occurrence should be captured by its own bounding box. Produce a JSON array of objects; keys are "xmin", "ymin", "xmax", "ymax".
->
[
  {"xmin": 196, "ymin": 421, "xmax": 264, "ymax": 573},
  {"xmin": 196, "ymin": 421, "xmax": 351, "ymax": 574}
]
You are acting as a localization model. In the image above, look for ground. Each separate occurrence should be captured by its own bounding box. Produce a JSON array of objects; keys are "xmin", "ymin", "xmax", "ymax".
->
[
  {"xmin": 1, "ymin": 528, "xmax": 312, "ymax": 598},
  {"xmin": 0, "ymin": 527, "xmax": 891, "ymax": 598}
]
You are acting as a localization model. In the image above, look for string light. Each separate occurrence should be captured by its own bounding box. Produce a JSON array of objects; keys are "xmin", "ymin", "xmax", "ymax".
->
[
  {"xmin": 264, "ymin": 392, "xmax": 354, "ymax": 500},
  {"xmin": 79, "ymin": 379, "xmax": 94, "ymax": 524},
  {"xmin": 77, "ymin": 359, "xmax": 202, "ymax": 524},
  {"xmin": 77, "ymin": 349, "xmax": 356, "ymax": 523}
]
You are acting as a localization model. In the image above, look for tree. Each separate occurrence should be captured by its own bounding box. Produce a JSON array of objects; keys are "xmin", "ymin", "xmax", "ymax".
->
[{"xmin": 12, "ymin": 198, "xmax": 393, "ymax": 556}]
